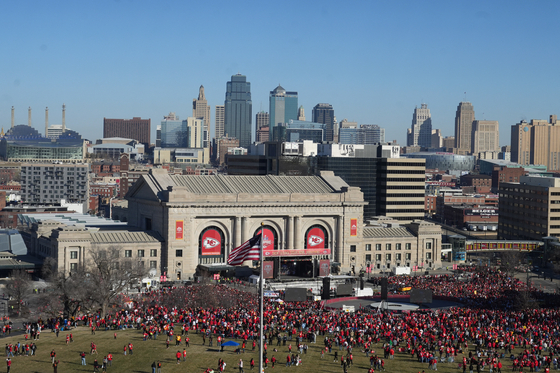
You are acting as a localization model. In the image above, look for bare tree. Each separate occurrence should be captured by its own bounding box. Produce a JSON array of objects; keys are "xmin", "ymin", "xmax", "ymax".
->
[
  {"xmin": 5, "ymin": 269, "xmax": 31, "ymax": 316},
  {"xmin": 88, "ymin": 245, "xmax": 148, "ymax": 317},
  {"xmin": 500, "ymin": 250, "xmax": 526, "ymax": 276},
  {"xmin": 41, "ymin": 257, "xmax": 97, "ymax": 319}
]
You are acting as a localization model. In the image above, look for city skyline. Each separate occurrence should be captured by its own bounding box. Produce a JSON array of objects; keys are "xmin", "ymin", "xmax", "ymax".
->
[{"xmin": 2, "ymin": 1, "xmax": 560, "ymax": 147}]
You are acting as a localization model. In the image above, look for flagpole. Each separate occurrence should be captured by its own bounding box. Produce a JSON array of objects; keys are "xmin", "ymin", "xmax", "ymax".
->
[
  {"xmin": 259, "ymin": 223, "xmax": 264, "ymax": 373},
  {"xmin": 259, "ymin": 222, "xmax": 264, "ymax": 373}
]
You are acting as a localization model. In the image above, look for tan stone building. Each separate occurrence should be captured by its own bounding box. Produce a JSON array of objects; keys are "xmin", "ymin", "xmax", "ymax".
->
[
  {"xmin": 24, "ymin": 219, "xmax": 162, "ymax": 274},
  {"xmin": 124, "ymin": 169, "xmax": 443, "ymax": 279}
]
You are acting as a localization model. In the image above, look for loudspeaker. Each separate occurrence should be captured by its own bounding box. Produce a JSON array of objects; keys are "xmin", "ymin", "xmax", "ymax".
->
[
  {"xmin": 360, "ymin": 278, "xmax": 364, "ymax": 290},
  {"xmin": 380, "ymin": 277, "xmax": 388, "ymax": 300},
  {"xmin": 322, "ymin": 277, "xmax": 331, "ymax": 300}
]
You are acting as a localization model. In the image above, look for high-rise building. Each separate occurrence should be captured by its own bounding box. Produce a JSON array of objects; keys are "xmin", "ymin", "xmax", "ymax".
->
[
  {"xmin": 297, "ymin": 106, "xmax": 306, "ymax": 121},
  {"xmin": 272, "ymin": 120, "xmax": 325, "ymax": 143},
  {"xmin": 498, "ymin": 175, "xmax": 560, "ymax": 240},
  {"xmin": 215, "ymin": 105, "xmax": 225, "ymax": 139},
  {"xmin": 454, "ymin": 102, "xmax": 475, "ymax": 152},
  {"xmin": 103, "ymin": 117, "xmax": 151, "ymax": 147},
  {"xmin": 471, "ymin": 120, "xmax": 499, "ymax": 154},
  {"xmin": 192, "ymin": 85, "xmax": 211, "ymax": 144},
  {"xmin": 407, "ymin": 104, "xmax": 432, "ymax": 147},
  {"xmin": 312, "ymin": 103, "xmax": 336, "ymax": 142},
  {"xmin": 224, "ymin": 74, "xmax": 252, "ymax": 148},
  {"xmin": 511, "ymin": 115, "xmax": 560, "ymax": 171},
  {"xmin": 256, "ymin": 111, "xmax": 269, "ymax": 131},
  {"xmin": 269, "ymin": 85, "xmax": 298, "ymax": 130},
  {"xmin": 339, "ymin": 125, "xmax": 385, "ymax": 145},
  {"xmin": 255, "ymin": 111, "xmax": 270, "ymax": 143},
  {"xmin": 158, "ymin": 113, "xmax": 206, "ymax": 149},
  {"xmin": 21, "ymin": 163, "xmax": 89, "ymax": 204}
]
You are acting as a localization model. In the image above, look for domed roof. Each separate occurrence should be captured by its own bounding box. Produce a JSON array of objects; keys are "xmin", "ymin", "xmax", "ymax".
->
[{"xmin": 5, "ymin": 125, "xmax": 42, "ymax": 138}]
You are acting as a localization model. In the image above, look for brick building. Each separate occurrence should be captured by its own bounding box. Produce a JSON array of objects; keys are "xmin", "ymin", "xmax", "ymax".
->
[
  {"xmin": 491, "ymin": 165, "xmax": 527, "ymax": 193},
  {"xmin": 103, "ymin": 117, "xmax": 151, "ymax": 147}
]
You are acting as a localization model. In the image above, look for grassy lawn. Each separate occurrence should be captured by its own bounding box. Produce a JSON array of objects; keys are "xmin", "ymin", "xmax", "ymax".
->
[{"xmin": 0, "ymin": 325, "xmax": 515, "ymax": 373}]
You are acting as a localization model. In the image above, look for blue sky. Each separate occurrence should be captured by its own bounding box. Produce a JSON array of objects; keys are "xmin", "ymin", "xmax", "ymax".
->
[{"xmin": 2, "ymin": 0, "xmax": 559, "ymax": 147}]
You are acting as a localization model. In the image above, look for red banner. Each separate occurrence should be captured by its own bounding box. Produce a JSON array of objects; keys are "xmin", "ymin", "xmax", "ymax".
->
[
  {"xmin": 319, "ymin": 260, "xmax": 330, "ymax": 276},
  {"xmin": 306, "ymin": 227, "xmax": 325, "ymax": 249},
  {"xmin": 263, "ymin": 261, "xmax": 274, "ymax": 279},
  {"xmin": 175, "ymin": 220, "xmax": 184, "ymax": 240},
  {"xmin": 201, "ymin": 229, "xmax": 222, "ymax": 256},
  {"xmin": 261, "ymin": 228, "xmax": 275, "ymax": 250},
  {"xmin": 263, "ymin": 248, "xmax": 331, "ymax": 257},
  {"xmin": 350, "ymin": 219, "xmax": 357, "ymax": 236}
]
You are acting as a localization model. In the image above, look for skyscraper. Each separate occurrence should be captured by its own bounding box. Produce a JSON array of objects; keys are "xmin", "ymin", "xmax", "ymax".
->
[
  {"xmin": 454, "ymin": 102, "xmax": 475, "ymax": 152},
  {"xmin": 224, "ymin": 74, "xmax": 252, "ymax": 148},
  {"xmin": 511, "ymin": 115, "xmax": 560, "ymax": 171},
  {"xmin": 269, "ymin": 85, "xmax": 298, "ymax": 131},
  {"xmin": 297, "ymin": 106, "xmax": 306, "ymax": 121},
  {"xmin": 471, "ymin": 120, "xmax": 499, "ymax": 154},
  {"xmin": 407, "ymin": 104, "xmax": 432, "ymax": 147},
  {"xmin": 255, "ymin": 111, "xmax": 270, "ymax": 142},
  {"xmin": 256, "ymin": 111, "xmax": 269, "ymax": 132},
  {"xmin": 215, "ymin": 105, "xmax": 225, "ymax": 139},
  {"xmin": 312, "ymin": 103, "xmax": 336, "ymax": 142},
  {"xmin": 192, "ymin": 85, "xmax": 211, "ymax": 143}
]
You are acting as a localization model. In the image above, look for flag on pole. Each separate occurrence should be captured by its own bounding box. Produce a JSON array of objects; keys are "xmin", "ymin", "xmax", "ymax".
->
[{"xmin": 227, "ymin": 233, "xmax": 262, "ymax": 266}]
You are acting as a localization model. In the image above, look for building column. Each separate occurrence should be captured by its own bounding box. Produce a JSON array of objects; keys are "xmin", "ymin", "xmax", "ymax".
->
[
  {"xmin": 234, "ymin": 217, "xmax": 242, "ymax": 248},
  {"xmin": 286, "ymin": 216, "xmax": 294, "ymax": 250},
  {"xmin": 336, "ymin": 216, "xmax": 344, "ymax": 263},
  {"xmin": 242, "ymin": 216, "xmax": 250, "ymax": 243},
  {"xmin": 294, "ymin": 216, "xmax": 302, "ymax": 250}
]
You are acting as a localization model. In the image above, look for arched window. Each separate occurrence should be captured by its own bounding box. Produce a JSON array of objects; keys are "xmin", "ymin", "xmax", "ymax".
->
[
  {"xmin": 199, "ymin": 227, "xmax": 225, "ymax": 257},
  {"xmin": 253, "ymin": 225, "xmax": 278, "ymax": 250},
  {"xmin": 304, "ymin": 225, "xmax": 329, "ymax": 249}
]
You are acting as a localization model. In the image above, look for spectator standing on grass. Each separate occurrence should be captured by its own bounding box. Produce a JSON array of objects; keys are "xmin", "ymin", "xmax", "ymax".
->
[
  {"xmin": 80, "ymin": 351, "xmax": 86, "ymax": 365},
  {"xmin": 176, "ymin": 350, "xmax": 181, "ymax": 364},
  {"xmin": 152, "ymin": 361, "xmax": 156, "ymax": 373},
  {"xmin": 157, "ymin": 361, "xmax": 162, "ymax": 373},
  {"xmin": 6, "ymin": 358, "xmax": 11, "ymax": 373}
]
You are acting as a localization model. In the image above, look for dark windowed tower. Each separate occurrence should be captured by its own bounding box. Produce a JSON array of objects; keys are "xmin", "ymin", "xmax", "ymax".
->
[
  {"xmin": 312, "ymin": 103, "xmax": 336, "ymax": 142},
  {"xmin": 224, "ymin": 74, "xmax": 252, "ymax": 148}
]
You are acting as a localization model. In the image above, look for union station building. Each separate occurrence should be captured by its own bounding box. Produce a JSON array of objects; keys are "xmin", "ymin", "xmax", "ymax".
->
[
  {"xmin": 25, "ymin": 169, "xmax": 443, "ymax": 280},
  {"xmin": 125, "ymin": 169, "xmax": 442, "ymax": 279}
]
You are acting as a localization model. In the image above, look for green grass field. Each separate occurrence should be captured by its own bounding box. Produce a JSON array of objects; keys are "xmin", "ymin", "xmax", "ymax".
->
[{"xmin": 0, "ymin": 325, "xmax": 515, "ymax": 373}]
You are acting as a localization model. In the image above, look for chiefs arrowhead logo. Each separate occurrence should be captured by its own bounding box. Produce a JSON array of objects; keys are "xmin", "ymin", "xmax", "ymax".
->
[
  {"xmin": 308, "ymin": 235, "xmax": 324, "ymax": 247},
  {"xmin": 203, "ymin": 237, "xmax": 220, "ymax": 249}
]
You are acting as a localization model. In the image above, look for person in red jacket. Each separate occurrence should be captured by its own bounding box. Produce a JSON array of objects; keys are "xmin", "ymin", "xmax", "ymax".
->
[{"xmin": 176, "ymin": 351, "xmax": 181, "ymax": 364}]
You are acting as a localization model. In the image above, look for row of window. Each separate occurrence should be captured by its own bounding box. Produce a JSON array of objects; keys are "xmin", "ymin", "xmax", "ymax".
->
[
  {"xmin": 358, "ymin": 242, "xmax": 432, "ymax": 252},
  {"xmin": 70, "ymin": 249, "xmax": 157, "ymax": 259},
  {"xmin": 363, "ymin": 252, "xmax": 432, "ymax": 262},
  {"xmin": 69, "ymin": 261, "xmax": 157, "ymax": 271}
]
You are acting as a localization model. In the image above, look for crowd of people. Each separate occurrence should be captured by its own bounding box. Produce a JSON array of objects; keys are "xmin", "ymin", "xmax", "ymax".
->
[{"xmin": 3, "ymin": 266, "xmax": 560, "ymax": 372}]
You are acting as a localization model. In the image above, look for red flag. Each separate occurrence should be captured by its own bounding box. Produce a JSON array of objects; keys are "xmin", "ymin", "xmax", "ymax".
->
[{"xmin": 227, "ymin": 234, "xmax": 262, "ymax": 266}]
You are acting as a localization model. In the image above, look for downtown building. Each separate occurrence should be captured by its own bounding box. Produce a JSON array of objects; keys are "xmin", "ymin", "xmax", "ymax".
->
[
  {"xmin": 407, "ymin": 104, "xmax": 432, "ymax": 148},
  {"xmin": 269, "ymin": 85, "xmax": 298, "ymax": 131},
  {"xmin": 20, "ymin": 163, "xmax": 89, "ymax": 205},
  {"xmin": 224, "ymin": 74, "xmax": 252, "ymax": 148},
  {"xmin": 498, "ymin": 175, "xmax": 560, "ymax": 240},
  {"xmin": 511, "ymin": 115, "xmax": 560, "ymax": 171},
  {"xmin": 103, "ymin": 117, "xmax": 151, "ymax": 147},
  {"xmin": 312, "ymin": 103, "xmax": 336, "ymax": 142}
]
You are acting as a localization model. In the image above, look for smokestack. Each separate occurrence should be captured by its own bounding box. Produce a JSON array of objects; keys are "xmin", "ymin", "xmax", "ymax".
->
[
  {"xmin": 11, "ymin": 106, "xmax": 14, "ymax": 128},
  {"xmin": 28, "ymin": 107, "xmax": 31, "ymax": 127},
  {"xmin": 62, "ymin": 103, "xmax": 66, "ymax": 133},
  {"xmin": 45, "ymin": 107, "xmax": 49, "ymax": 138}
]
